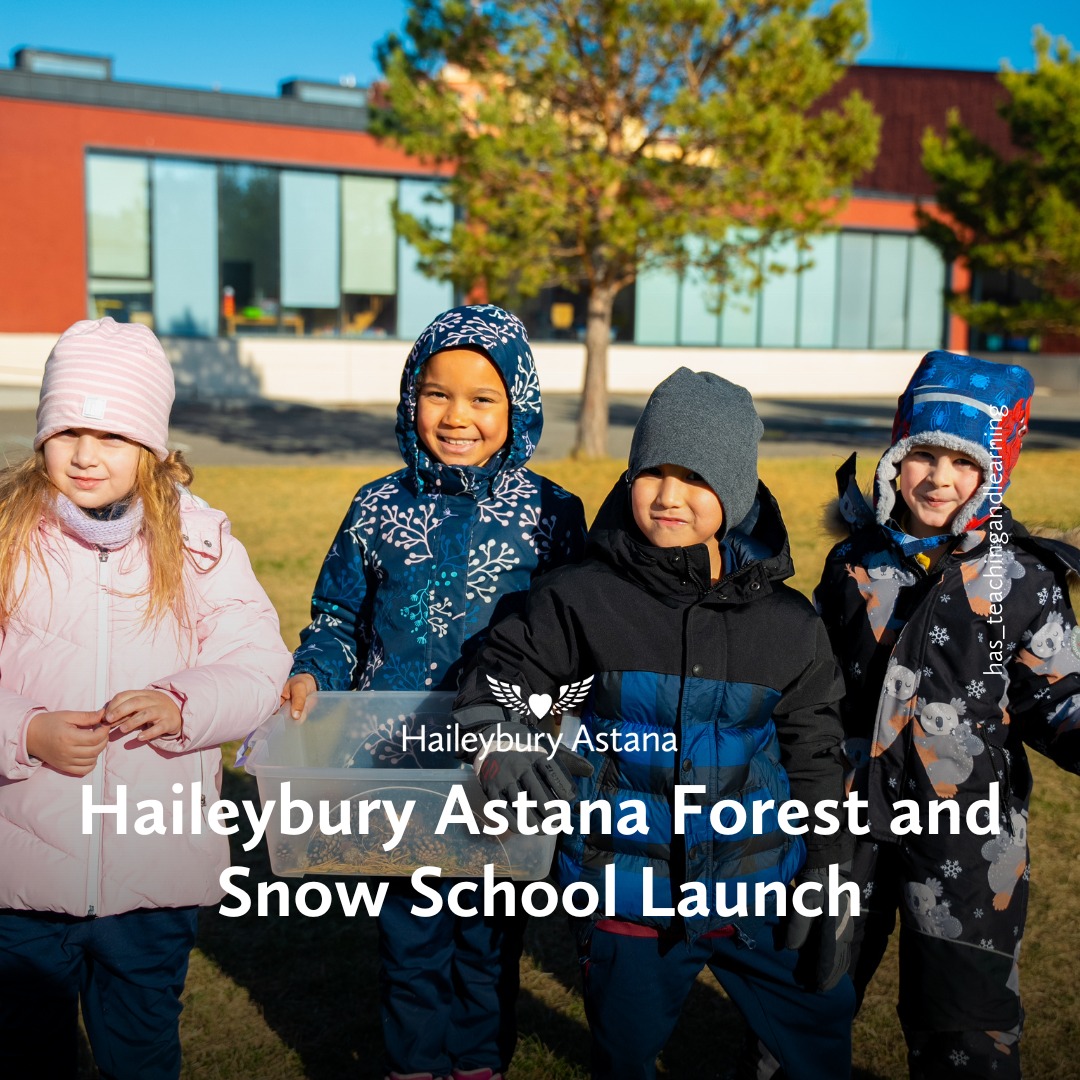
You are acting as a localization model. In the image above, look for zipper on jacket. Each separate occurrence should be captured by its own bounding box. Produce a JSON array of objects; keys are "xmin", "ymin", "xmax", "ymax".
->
[
  {"xmin": 734, "ymin": 923, "xmax": 757, "ymax": 950},
  {"xmin": 888, "ymin": 569, "xmax": 945, "ymax": 805},
  {"xmin": 86, "ymin": 546, "xmax": 111, "ymax": 917},
  {"xmin": 975, "ymin": 727, "xmax": 1013, "ymax": 834}
]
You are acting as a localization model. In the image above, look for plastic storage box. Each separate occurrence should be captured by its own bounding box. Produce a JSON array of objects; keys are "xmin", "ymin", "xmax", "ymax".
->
[{"xmin": 243, "ymin": 690, "xmax": 556, "ymax": 880}]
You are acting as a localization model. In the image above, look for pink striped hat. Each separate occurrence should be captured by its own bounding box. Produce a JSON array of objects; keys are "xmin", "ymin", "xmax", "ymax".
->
[{"xmin": 35, "ymin": 318, "xmax": 174, "ymax": 461}]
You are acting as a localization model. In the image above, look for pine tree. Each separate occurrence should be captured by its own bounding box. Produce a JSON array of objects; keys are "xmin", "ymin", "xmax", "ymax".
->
[
  {"xmin": 377, "ymin": 0, "xmax": 880, "ymax": 456},
  {"xmin": 921, "ymin": 29, "xmax": 1080, "ymax": 342}
]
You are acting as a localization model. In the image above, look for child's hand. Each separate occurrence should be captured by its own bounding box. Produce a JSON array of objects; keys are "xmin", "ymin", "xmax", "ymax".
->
[
  {"xmin": 472, "ymin": 720, "xmax": 593, "ymax": 827},
  {"xmin": 103, "ymin": 690, "xmax": 183, "ymax": 742},
  {"xmin": 25, "ymin": 710, "xmax": 109, "ymax": 776},
  {"xmin": 281, "ymin": 673, "xmax": 317, "ymax": 721}
]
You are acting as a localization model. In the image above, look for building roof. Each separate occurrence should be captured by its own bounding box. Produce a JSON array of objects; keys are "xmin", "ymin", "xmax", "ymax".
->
[
  {"xmin": 0, "ymin": 66, "xmax": 369, "ymax": 132},
  {"xmin": 1, "ymin": 54, "xmax": 1017, "ymax": 196}
]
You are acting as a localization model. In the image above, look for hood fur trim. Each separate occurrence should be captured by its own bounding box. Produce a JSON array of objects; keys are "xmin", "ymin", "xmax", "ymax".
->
[
  {"xmin": 1027, "ymin": 524, "xmax": 1080, "ymax": 548},
  {"xmin": 1028, "ymin": 525, "xmax": 1080, "ymax": 612},
  {"xmin": 874, "ymin": 433, "xmax": 993, "ymax": 534},
  {"xmin": 823, "ymin": 498, "xmax": 848, "ymax": 541}
]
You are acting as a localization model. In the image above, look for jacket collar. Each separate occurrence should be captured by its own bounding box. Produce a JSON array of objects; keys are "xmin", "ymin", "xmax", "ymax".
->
[
  {"xmin": 178, "ymin": 489, "xmax": 226, "ymax": 563},
  {"xmin": 586, "ymin": 474, "xmax": 795, "ymax": 604}
]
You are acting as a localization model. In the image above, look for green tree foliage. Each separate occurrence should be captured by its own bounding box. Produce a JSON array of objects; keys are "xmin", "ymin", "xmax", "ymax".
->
[
  {"xmin": 376, "ymin": 1, "xmax": 879, "ymax": 457},
  {"xmin": 921, "ymin": 30, "xmax": 1080, "ymax": 340}
]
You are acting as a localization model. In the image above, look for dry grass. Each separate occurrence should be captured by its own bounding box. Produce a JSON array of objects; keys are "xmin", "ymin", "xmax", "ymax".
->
[{"xmin": 107, "ymin": 451, "xmax": 1080, "ymax": 1079}]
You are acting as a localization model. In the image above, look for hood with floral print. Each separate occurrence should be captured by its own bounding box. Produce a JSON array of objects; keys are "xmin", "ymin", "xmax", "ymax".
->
[{"xmin": 395, "ymin": 304, "xmax": 543, "ymax": 497}]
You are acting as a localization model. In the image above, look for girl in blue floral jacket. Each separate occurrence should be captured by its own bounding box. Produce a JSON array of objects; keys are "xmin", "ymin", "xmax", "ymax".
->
[{"xmin": 284, "ymin": 305, "xmax": 586, "ymax": 1080}]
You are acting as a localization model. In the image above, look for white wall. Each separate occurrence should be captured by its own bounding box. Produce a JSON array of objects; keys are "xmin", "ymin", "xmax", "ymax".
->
[
  {"xmin": 229, "ymin": 339, "xmax": 931, "ymax": 401},
  {"xmin": 0, "ymin": 335, "xmax": 58, "ymax": 387},
  {"xmin": 0, "ymin": 332, "xmax": 1062, "ymax": 404}
]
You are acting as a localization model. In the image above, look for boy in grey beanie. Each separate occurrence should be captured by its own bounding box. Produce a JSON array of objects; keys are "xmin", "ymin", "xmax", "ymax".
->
[
  {"xmin": 628, "ymin": 366, "xmax": 763, "ymax": 538},
  {"xmin": 455, "ymin": 368, "xmax": 855, "ymax": 1080}
]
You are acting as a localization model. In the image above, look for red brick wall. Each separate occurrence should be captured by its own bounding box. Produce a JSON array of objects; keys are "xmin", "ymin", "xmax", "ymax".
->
[
  {"xmin": 824, "ymin": 66, "xmax": 1011, "ymax": 197},
  {"xmin": 0, "ymin": 97, "xmax": 440, "ymax": 333}
]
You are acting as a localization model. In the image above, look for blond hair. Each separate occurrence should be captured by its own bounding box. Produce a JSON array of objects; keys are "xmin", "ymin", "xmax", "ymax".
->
[{"xmin": 0, "ymin": 448, "xmax": 195, "ymax": 629}]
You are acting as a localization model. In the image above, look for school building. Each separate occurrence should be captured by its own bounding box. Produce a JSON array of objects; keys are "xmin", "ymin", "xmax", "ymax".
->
[{"xmin": 0, "ymin": 49, "xmax": 1044, "ymax": 403}]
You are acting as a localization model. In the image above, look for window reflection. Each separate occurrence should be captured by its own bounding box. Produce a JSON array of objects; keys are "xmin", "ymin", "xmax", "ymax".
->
[
  {"xmin": 82, "ymin": 149, "xmax": 949, "ymax": 350},
  {"xmin": 218, "ymin": 165, "xmax": 282, "ymax": 335}
]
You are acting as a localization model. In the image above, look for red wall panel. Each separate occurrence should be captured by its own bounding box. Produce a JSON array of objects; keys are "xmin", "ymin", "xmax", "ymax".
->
[{"xmin": 0, "ymin": 98, "xmax": 440, "ymax": 332}]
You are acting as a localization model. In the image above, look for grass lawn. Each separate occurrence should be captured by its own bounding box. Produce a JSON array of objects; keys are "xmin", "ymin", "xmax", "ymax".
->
[{"xmin": 132, "ymin": 450, "xmax": 1080, "ymax": 1079}]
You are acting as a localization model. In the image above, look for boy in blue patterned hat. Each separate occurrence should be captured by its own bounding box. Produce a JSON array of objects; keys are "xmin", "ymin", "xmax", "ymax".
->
[
  {"xmin": 283, "ymin": 305, "xmax": 587, "ymax": 1080},
  {"xmin": 813, "ymin": 350, "xmax": 1080, "ymax": 1078}
]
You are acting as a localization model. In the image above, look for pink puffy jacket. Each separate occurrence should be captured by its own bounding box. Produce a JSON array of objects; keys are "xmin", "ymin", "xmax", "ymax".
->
[{"xmin": 0, "ymin": 492, "xmax": 291, "ymax": 917}]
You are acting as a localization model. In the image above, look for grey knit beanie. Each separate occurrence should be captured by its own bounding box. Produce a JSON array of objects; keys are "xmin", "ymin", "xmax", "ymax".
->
[{"xmin": 628, "ymin": 367, "xmax": 763, "ymax": 537}]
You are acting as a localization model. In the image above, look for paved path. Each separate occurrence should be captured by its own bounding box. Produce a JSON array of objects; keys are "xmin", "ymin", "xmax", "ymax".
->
[{"xmin": 1, "ymin": 390, "xmax": 1078, "ymax": 469}]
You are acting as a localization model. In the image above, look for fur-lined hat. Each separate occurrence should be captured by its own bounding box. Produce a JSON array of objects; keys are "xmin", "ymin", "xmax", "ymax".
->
[{"xmin": 874, "ymin": 351, "xmax": 1034, "ymax": 534}]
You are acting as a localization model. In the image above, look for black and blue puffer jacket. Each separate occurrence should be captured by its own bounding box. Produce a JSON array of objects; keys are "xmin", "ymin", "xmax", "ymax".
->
[
  {"xmin": 455, "ymin": 477, "xmax": 848, "ymax": 938},
  {"xmin": 291, "ymin": 305, "xmax": 586, "ymax": 693}
]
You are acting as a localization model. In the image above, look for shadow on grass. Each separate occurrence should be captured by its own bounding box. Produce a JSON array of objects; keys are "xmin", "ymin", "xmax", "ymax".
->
[
  {"xmin": 196, "ymin": 771, "xmax": 593, "ymax": 1079},
  {"xmin": 171, "ymin": 400, "xmax": 400, "ymax": 459},
  {"xmin": 197, "ymin": 770, "xmax": 896, "ymax": 1079}
]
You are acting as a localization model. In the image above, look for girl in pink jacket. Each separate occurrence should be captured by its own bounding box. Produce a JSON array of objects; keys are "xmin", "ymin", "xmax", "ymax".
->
[{"xmin": 0, "ymin": 318, "xmax": 292, "ymax": 1079}]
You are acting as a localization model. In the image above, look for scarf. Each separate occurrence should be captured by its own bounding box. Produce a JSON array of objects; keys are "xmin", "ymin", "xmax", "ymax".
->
[{"xmin": 52, "ymin": 493, "xmax": 145, "ymax": 550}]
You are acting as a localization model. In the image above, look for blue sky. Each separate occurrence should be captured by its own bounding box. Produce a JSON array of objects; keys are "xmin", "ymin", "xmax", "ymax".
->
[{"xmin": 4, "ymin": 1, "xmax": 1080, "ymax": 97}]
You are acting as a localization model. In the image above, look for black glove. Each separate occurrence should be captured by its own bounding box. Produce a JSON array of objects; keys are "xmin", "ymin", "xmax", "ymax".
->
[
  {"xmin": 784, "ymin": 863, "xmax": 855, "ymax": 992},
  {"xmin": 473, "ymin": 721, "xmax": 593, "ymax": 826}
]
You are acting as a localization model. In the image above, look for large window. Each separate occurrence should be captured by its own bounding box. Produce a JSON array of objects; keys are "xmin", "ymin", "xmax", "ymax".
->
[
  {"xmin": 86, "ymin": 155, "xmax": 152, "ymax": 325},
  {"xmin": 84, "ymin": 152, "xmax": 451, "ymax": 339},
  {"xmin": 633, "ymin": 230, "xmax": 947, "ymax": 350},
  {"xmin": 85, "ymin": 149, "xmax": 948, "ymax": 352},
  {"xmin": 152, "ymin": 160, "xmax": 217, "ymax": 336},
  {"xmin": 218, "ymin": 164, "xmax": 282, "ymax": 334},
  {"xmin": 341, "ymin": 176, "xmax": 399, "ymax": 337},
  {"xmin": 513, "ymin": 286, "xmax": 636, "ymax": 344},
  {"xmin": 968, "ymin": 269, "xmax": 1041, "ymax": 353}
]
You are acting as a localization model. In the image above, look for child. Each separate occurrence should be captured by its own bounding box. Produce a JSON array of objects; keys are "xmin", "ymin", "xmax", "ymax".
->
[
  {"xmin": 0, "ymin": 317, "xmax": 292, "ymax": 1078},
  {"xmin": 815, "ymin": 351, "xmax": 1080, "ymax": 1077},
  {"xmin": 454, "ymin": 367, "xmax": 856, "ymax": 1080},
  {"xmin": 282, "ymin": 304, "xmax": 586, "ymax": 1080}
]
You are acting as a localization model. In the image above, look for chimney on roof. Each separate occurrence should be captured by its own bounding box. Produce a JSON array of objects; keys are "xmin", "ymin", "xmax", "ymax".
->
[
  {"xmin": 279, "ymin": 78, "xmax": 366, "ymax": 108},
  {"xmin": 14, "ymin": 48, "xmax": 113, "ymax": 80}
]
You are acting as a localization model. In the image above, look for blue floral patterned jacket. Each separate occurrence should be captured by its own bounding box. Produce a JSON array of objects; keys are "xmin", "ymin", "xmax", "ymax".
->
[{"xmin": 291, "ymin": 305, "xmax": 587, "ymax": 692}]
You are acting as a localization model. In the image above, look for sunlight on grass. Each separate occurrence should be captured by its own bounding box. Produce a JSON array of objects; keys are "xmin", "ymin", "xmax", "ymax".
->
[{"xmin": 176, "ymin": 452, "xmax": 1080, "ymax": 1080}]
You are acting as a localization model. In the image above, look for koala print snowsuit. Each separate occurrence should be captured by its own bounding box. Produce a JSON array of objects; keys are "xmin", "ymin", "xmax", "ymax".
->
[{"xmin": 818, "ymin": 463, "xmax": 1080, "ymax": 1079}]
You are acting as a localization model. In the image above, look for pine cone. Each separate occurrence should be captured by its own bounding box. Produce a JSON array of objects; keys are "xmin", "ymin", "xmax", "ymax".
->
[
  {"xmin": 412, "ymin": 835, "xmax": 450, "ymax": 866},
  {"xmin": 306, "ymin": 833, "xmax": 347, "ymax": 868}
]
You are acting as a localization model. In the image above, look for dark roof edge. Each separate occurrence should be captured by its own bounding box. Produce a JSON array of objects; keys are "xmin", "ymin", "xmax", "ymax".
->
[
  {"xmin": 0, "ymin": 69, "xmax": 370, "ymax": 131},
  {"xmin": 850, "ymin": 61, "xmax": 1000, "ymax": 77}
]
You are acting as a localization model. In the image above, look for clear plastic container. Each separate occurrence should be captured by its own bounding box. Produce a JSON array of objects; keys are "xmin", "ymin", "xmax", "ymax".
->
[{"xmin": 242, "ymin": 690, "xmax": 556, "ymax": 879}]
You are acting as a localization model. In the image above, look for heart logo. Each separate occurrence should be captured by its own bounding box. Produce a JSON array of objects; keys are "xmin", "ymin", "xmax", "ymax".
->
[{"xmin": 527, "ymin": 693, "xmax": 553, "ymax": 719}]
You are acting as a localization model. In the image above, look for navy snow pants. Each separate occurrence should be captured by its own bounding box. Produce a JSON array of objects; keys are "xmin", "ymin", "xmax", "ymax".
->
[
  {"xmin": 579, "ymin": 915, "xmax": 855, "ymax": 1080},
  {"xmin": 0, "ymin": 906, "xmax": 199, "ymax": 1080},
  {"xmin": 377, "ymin": 879, "xmax": 525, "ymax": 1076}
]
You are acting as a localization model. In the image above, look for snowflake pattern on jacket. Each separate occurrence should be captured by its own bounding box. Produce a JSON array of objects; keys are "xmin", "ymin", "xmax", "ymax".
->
[{"xmin": 291, "ymin": 305, "xmax": 587, "ymax": 693}]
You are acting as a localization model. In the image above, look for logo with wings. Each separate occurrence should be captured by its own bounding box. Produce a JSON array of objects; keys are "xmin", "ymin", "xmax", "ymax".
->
[{"xmin": 485, "ymin": 674, "xmax": 594, "ymax": 720}]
